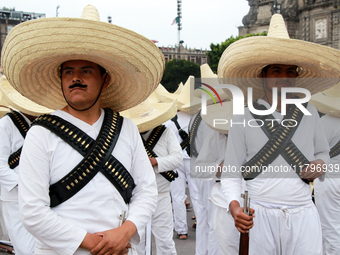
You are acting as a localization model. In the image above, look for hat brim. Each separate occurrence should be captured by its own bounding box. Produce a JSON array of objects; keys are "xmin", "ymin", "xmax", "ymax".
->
[
  {"xmin": 0, "ymin": 76, "xmax": 53, "ymax": 116},
  {"xmin": 201, "ymin": 101, "xmax": 233, "ymax": 134},
  {"xmin": 1, "ymin": 17, "xmax": 164, "ymax": 111},
  {"xmin": 218, "ymin": 37, "xmax": 340, "ymax": 100},
  {"xmin": 310, "ymin": 92, "xmax": 340, "ymax": 117},
  {"xmin": 121, "ymin": 100, "xmax": 177, "ymax": 133}
]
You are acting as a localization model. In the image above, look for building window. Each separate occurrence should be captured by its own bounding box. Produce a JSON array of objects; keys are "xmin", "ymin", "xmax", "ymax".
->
[{"xmin": 7, "ymin": 25, "xmax": 13, "ymax": 33}]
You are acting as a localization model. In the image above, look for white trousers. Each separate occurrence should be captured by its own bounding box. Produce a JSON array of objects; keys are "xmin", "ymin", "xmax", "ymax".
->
[
  {"xmin": 314, "ymin": 177, "xmax": 340, "ymax": 255},
  {"xmin": 195, "ymin": 179, "xmax": 221, "ymax": 255},
  {"xmin": 2, "ymin": 200, "xmax": 35, "ymax": 255},
  {"xmin": 171, "ymin": 158, "xmax": 199, "ymax": 235},
  {"xmin": 214, "ymin": 205, "xmax": 239, "ymax": 255},
  {"xmin": 249, "ymin": 202, "xmax": 322, "ymax": 255},
  {"xmin": 136, "ymin": 192, "xmax": 177, "ymax": 255}
]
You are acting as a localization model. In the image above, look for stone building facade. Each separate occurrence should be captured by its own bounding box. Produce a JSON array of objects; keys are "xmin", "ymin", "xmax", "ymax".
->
[
  {"xmin": 239, "ymin": 0, "xmax": 340, "ymax": 49},
  {"xmin": 159, "ymin": 45, "xmax": 208, "ymax": 65}
]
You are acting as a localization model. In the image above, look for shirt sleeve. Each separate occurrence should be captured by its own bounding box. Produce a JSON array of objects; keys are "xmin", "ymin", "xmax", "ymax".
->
[
  {"xmin": 0, "ymin": 116, "xmax": 19, "ymax": 192},
  {"xmin": 154, "ymin": 128, "xmax": 183, "ymax": 173},
  {"xmin": 221, "ymin": 114, "xmax": 246, "ymax": 210},
  {"xmin": 124, "ymin": 120, "xmax": 158, "ymax": 245},
  {"xmin": 18, "ymin": 126, "xmax": 87, "ymax": 254}
]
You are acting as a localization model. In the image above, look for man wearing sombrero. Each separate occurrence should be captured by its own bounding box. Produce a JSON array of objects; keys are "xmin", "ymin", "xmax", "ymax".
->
[
  {"xmin": 0, "ymin": 75, "xmax": 53, "ymax": 254},
  {"xmin": 1, "ymin": 5, "xmax": 164, "ymax": 255},
  {"xmin": 218, "ymin": 14, "xmax": 340, "ymax": 254},
  {"xmin": 311, "ymin": 83, "xmax": 340, "ymax": 255},
  {"xmin": 120, "ymin": 96, "xmax": 182, "ymax": 254}
]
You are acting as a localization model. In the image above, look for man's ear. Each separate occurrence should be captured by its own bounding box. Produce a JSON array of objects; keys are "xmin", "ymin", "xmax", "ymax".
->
[{"xmin": 102, "ymin": 73, "xmax": 111, "ymax": 90}]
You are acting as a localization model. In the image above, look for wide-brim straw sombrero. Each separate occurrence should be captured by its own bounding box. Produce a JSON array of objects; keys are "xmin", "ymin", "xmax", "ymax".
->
[
  {"xmin": 155, "ymin": 84, "xmax": 179, "ymax": 103},
  {"xmin": 0, "ymin": 90, "xmax": 10, "ymax": 118},
  {"xmin": 181, "ymin": 65, "xmax": 231, "ymax": 114},
  {"xmin": 309, "ymin": 82, "xmax": 340, "ymax": 117},
  {"xmin": 218, "ymin": 14, "xmax": 340, "ymax": 101},
  {"xmin": 120, "ymin": 98, "xmax": 178, "ymax": 133},
  {"xmin": 1, "ymin": 5, "xmax": 165, "ymax": 112},
  {"xmin": 201, "ymin": 101, "xmax": 233, "ymax": 134},
  {"xmin": 0, "ymin": 76, "xmax": 53, "ymax": 116}
]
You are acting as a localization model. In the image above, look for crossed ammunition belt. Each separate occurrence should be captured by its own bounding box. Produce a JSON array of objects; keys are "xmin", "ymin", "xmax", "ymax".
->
[
  {"xmin": 32, "ymin": 109, "xmax": 135, "ymax": 207},
  {"xmin": 243, "ymin": 102, "xmax": 310, "ymax": 184},
  {"xmin": 6, "ymin": 110, "xmax": 30, "ymax": 169},
  {"xmin": 142, "ymin": 125, "xmax": 178, "ymax": 182}
]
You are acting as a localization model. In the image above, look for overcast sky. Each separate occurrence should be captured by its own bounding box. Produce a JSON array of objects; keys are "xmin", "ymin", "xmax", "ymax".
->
[{"xmin": 2, "ymin": 0, "xmax": 250, "ymax": 49}]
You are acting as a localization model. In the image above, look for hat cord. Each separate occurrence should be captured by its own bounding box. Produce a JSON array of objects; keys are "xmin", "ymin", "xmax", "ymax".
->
[{"xmin": 61, "ymin": 73, "xmax": 108, "ymax": 112}]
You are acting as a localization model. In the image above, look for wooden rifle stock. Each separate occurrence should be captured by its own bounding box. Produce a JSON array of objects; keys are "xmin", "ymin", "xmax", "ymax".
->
[
  {"xmin": 239, "ymin": 191, "xmax": 251, "ymax": 255},
  {"xmin": 0, "ymin": 241, "xmax": 15, "ymax": 254}
]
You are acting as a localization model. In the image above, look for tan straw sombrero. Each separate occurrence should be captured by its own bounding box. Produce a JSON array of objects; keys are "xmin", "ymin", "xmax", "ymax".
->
[
  {"xmin": 155, "ymin": 84, "xmax": 179, "ymax": 103},
  {"xmin": 309, "ymin": 82, "xmax": 340, "ymax": 117},
  {"xmin": 201, "ymin": 101, "xmax": 233, "ymax": 134},
  {"xmin": 0, "ymin": 76, "xmax": 53, "ymax": 116},
  {"xmin": 218, "ymin": 14, "xmax": 340, "ymax": 101},
  {"xmin": 120, "ymin": 97, "xmax": 178, "ymax": 133},
  {"xmin": 1, "ymin": 5, "xmax": 165, "ymax": 112},
  {"xmin": 0, "ymin": 90, "xmax": 10, "ymax": 118}
]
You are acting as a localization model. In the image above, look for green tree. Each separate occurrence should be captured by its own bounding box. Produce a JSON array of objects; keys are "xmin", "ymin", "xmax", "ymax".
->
[
  {"xmin": 161, "ymin": 59, "xmax": 200, "ymax": 93},
  {"xmin": 206, "ymin": 32, "xmax": 267, "ymax": 73}
]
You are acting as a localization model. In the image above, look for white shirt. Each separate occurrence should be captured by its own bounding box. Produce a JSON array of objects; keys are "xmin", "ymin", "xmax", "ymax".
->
[
  {"xmin": 221, "ymin": 99, "xmax": 330, "ymax": 208},
  {"xmin": 0, "ymin": 112, "xmax": 31, "ymax": 201},
  {"xmin": 141, "ymin": 126, "xmax": 183, "ymax": 193},
  {"xmin": 321, "ymin": 114, "xmax": 340, "ymax": 177},
  {"xmin": 194, "ymin": 130, "xmax": 227, "ymax": 180},
  {"xmin": 18, "ymin": 109, "xmax": 158, "ymax": 255}
]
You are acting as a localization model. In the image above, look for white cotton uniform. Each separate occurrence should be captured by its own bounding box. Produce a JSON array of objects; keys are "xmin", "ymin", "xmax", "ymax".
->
[
  {"xmin": 221, "ymin": 99, "xmax": 329, "ymax": 255},
  {"xmin": 314, "ymin": 114, "xmax": 340, "ymax": 255},
  {"xmin": 191, "ymin": 119, "xmax": 221, "ymax": 255},
  {"xmin": 18, "ymin": 109, "xmax": 158, "ymax": 255},
  {"xmin": 0, "ymin": 112, "xmax": 35, "ymax": 255},
  {"xmin": 137, "ymin": 126, "xmax": 183, "ymax": 255},
  {"xmin": 165, "ymin": 111, "xmax": 199, "ymax": 236}
]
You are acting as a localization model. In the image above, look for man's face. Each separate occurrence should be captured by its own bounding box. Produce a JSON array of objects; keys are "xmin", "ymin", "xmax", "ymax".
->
[
  {"xmin": 261, "ymin": 64, "xmax": 298, "ymax": 94},
  {"xmin": 61, "ymin": 60, "xmax": 109, "ymax": 109}
]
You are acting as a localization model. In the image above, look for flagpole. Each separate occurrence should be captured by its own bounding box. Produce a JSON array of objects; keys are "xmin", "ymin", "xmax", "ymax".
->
[{"xmin": 177, "ymin": 0, "xmax": 182, "ymax": 61}]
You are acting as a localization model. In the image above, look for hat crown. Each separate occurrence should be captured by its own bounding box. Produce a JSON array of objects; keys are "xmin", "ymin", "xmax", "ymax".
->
[
  {"xmin": 81, "ymin": 5, "xmax": 100, "ymax": 21},
  {"xmin": 267, "ymin": 14, "xmax": 290, "ymax": 39}
]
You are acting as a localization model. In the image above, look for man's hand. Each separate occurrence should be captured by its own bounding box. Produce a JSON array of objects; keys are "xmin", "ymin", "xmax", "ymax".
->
[
  {"xmin": 90, "ymin": 220, "xmax": 137, "ymax": 255},
  {"xmin": 229, "ymin": 200, "xmax": 255, "ymax": 234},
  {"xmin": 300, "ymin": 159, "xmax": 326, "ymax": 181},
  {"xmin": 149, "ymin": 157, "xmax": 158, "ymax": 167}
]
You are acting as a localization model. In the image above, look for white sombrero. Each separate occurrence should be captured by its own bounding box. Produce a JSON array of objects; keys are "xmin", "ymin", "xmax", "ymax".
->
[
  {"xmin": 120, "ymin": 97, "xmax": 178, "ymax": 133},
  {"xmin": 0, "ymin": 76, "xmax": 53, "ymax": 116},
  {"xmin": 201, "ymin": 101, "xmax": 233, "ymax": 134},
  {"xmin": 1, "ymin": 5, "xmax": 165, "ymax": 112},
  {"xmin": 309, "ymin": 82, "xmax": 340, "ymax": 117},
  {"xmin": 218, "ymin": 14, "xmax": 340, "ymax": 100}
]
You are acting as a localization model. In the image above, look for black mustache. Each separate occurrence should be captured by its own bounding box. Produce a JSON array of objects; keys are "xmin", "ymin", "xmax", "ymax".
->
[
  {"xmin": 275, "ymin": 80, "xmax": 291, "ymax": 86},
  {"xmin": 69, "ymin": 83, "xmax": 87, "ymax": 89}
]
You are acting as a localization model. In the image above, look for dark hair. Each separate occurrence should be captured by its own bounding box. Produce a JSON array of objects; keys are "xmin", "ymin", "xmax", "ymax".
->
[
  {"xmin": 261, "ymin": 64, "xmax": 299, "ymax": 76},
  {"xmin": 59, "ymin": 62, "xmax": 107, "ymax": 77}
]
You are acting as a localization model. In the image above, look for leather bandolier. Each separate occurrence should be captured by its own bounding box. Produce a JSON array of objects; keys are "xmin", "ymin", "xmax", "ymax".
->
[
  {"xmin": 187, "ymin": 111, "xmax": 202, "ymax": 158},
  {"xmin": 242, "ymin": 101, "xmax": 310, "ymax": 184},
  {"xmin": 6, "ymin": 110, "xmax": 30, "ymax": 169},
  {"xmin": 330, "ymin": 140, "xmax": 340, "ymax": 159},
  {"xmin": 171, "ymin": 115, "xmax": 190, "ymax": 154},
  {"xmin": 141, "ymin": 125, "xmax": 178, "ymax": 182},
  {"xmin": 32, "ymin": 109, "xmax": 135, "ymax": 207}
]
